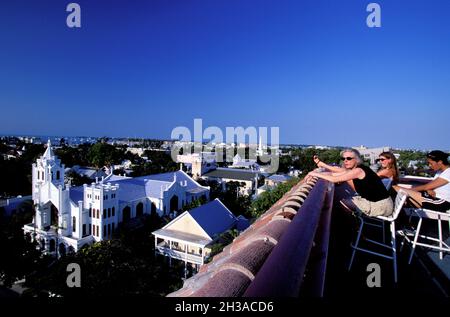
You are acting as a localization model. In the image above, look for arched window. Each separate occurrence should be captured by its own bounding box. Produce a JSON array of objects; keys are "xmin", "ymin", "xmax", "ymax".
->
[
  {"xmin": 49, "ymin": 239, "xmax": 56, "ymax": 252},
  {"xmin": 136, "ymin": 202, "xmax": 144, "ymax": 217},
  {"xmin": 112, "ymin": 207, "xmax": 115, "ymax": 217},
  {"xmin": 59, "ymin": 243, "xmax": 66, "ymax": 257},
  {"xmin": 108, "ymin": 208, "xmax": 111, "ymax": 218},
  {"xmin": 170, "ymin": 195, "xmax": 179, "ymax": 212},
  {"xmin": 103, "ymin": 209, "xmax": 106, "ymax": 218},
  {"xmin": 122, "ymin": 206, "xmax": 131, "ymax": 222},
  {"xmin": 89, "ymin": 208, "xmax": 92, "ymax": 218},
  {"xmin": 97, "ymin": 209, "xmax": 100, "ymax": 219},
  {"xmin": 72, "ymin": 216, "xmax": 76, "ymax": 232},
  {"xmin": 56, "ymin": 171, "xmax": 60, "ymax": 180}
]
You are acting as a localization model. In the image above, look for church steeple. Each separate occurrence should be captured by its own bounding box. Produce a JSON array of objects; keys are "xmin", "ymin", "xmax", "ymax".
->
[
  {"xmin": 43, "ymin": 139, "xmax": 55, "ymax": 160},
  {"xmin": 32, "ymin": 139, "xmax": 65, "ymax": 191}
]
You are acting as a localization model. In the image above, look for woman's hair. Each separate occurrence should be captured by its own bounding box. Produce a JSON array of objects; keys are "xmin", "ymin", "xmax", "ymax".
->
[
  {"xmin": 379, "ymin": 151, "xmax": 400, "ymax": 184},
  {"xmin": 340, "ymin": 148, "xmax": 363, "ymax": 165},
  {"xmin": 427, "ymin": 150, "xmax": 450, "ymax": 166}
]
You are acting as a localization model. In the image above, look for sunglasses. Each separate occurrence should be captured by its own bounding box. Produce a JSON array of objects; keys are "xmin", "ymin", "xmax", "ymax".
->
[
  {"xmin": 342, "ymin": 157, "xmax": 354, "ymax": 161},
  {"xmin": 378, "ymin": 158, "xmax": 387, "ymax": 162}
]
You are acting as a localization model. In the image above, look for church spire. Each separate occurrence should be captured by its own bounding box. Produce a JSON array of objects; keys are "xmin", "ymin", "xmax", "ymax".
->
[{"xmin": 43, "ymin": 139, "xmax": 55, "ymax": 160}]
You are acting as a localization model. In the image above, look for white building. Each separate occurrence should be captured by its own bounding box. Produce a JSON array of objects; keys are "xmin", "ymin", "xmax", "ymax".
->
[
  {"xmin": 177, "ymin": 152, "xmax": 217, "ymax": 179},
  {"xmin": 152, "ymin": 198, "xmax": 240, "ymax": 271},
  {"xmin": 353, "ymin": 146, "xmax": 391, "ymax": 165},
  {"xmin": 229, "ymin": 154, "xmax": 260, "ymax": 170},
  {"xmin": 23, "ymin": 141, "xmax": 210, "ymax": 256}
]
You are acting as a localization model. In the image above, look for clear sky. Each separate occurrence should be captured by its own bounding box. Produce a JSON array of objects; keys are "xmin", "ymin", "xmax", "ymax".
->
[{"xmin": 0, "ymin": 0, "xmax": 449, "ymax": 150}]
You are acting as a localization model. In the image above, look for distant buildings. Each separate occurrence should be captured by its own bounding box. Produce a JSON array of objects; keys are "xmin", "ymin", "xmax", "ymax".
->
[
  {"xmin": 229, "ymin": 154, "xmax": 260, "ymax": 171},
  {"xmin": 255, "ymin": 174, "xmax": 293, "ymax": 197},
  {"xmin": 178, "ymin": 152, "xmax": 260, "ymax": 196},
  {"xmin": 202, "ymin": 168, "xmax": 260, "ymax": 196},
  {"xmin": 66, "ymin": 166, "xmax": 108, "ymax": 180},
  {"xmin": 353, "ymin": 146, "xmax": 391, "ymax": 165}
]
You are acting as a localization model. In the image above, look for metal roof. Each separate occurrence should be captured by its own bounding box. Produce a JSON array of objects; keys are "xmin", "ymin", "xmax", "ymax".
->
[{"xmin": 203, "ymin": 168, "xmax": 259, "ymax": 181}]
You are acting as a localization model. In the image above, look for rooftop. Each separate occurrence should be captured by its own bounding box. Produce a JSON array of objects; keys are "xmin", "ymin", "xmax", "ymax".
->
[
  {"xmin": 153, "ymin": 198, "xmax": 238, "ymax": 245},
  {"xmin": 167, "ymin": 176, "xmax": 450, "ymax": 298},
  {"xmin": 203, "ymin": 168, "xmax": 259, "ymax": 181},
  {"xmin": 68, "ymin": 170, "xmax": 209, "ymax": 204}
]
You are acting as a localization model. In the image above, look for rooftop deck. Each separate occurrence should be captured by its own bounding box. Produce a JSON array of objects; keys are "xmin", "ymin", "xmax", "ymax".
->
[
  {"xmin": 325, "ymin": 182, "xmax": 449, "ymax": 298},
  {"xmin": 168, "ymin": 176, "xmax": 449, "ymax": 297}
]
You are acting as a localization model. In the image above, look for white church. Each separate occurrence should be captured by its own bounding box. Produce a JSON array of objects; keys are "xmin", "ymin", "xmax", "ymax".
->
[{"xmin": 23, "ymin": 141, "xmax": 210, "ymax": 256}]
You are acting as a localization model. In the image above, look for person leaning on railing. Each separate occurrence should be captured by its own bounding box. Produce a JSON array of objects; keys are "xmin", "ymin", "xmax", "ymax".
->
[
  {"xmin": 393, "ymin": 150, "xmax": 450, "ymax": 213},
  {"xmin": 312, "ymin": 153, "xmax": 356, "ymax": 191},
  {"xmin": 304, "ymin": 148, "xmax": 394, "ymax": 217}
]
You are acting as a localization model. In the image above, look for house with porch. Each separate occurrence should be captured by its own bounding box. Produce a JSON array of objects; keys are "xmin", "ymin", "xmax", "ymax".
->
[{"xmin": 152, "ymin": 198, "xmax": 240, "ymax": 272}]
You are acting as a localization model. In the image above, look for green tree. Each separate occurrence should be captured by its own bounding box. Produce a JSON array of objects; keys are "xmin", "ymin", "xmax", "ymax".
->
[
  {"xmin": 24, "ymin": 215, "xmax": 183, "ymax": 297},
  {"xmin": 250, "ymin": 177, "xmax": 299, "ymax": 218},
  {"xmin": 87, "ymin": 142, "xmax": 125, "ymax": 168},
  {"xmin": 132, "ymin": 150, "xmax": 177, "ymax": 177},
  {"xmin": 0, "ymin": 201, "xmax": 51, "ymax": 288},
  {"xmin": 66, "ymin": 170, "xmax": 92, "ymax": 187}
]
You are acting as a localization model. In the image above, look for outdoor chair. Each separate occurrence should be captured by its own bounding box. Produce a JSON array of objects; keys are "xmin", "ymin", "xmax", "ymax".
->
[
  {"xmin": 347, "ymin": 190, "xmax": 408, "ymax": 283},
  {"xmin": 400, "ymin": 207, "xmax": 450, "ymax": 264}
]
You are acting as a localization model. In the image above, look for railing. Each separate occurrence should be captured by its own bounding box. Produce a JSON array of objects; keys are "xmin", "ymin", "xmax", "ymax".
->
[
  {"xmin": 156, "ymin": 246, "xmax": 204, "ymax": 265},
  {"xmin": 243, "ymin": 179, "xmax": 334, "ymax": 297}
]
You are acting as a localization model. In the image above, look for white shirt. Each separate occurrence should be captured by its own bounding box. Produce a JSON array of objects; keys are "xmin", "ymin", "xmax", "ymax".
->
[{"xmin": 433, "ymin": 167, "xmax": 450, "ymax": 202}]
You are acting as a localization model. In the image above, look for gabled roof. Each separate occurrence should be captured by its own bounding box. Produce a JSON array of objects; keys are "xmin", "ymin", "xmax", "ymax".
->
[
  {"xmin": 68, "ymin": 170, "xmax": 209, "ymax": 204},
  {"xmin": 160, "ymin": 199, "xmax": 237, "ymax": 241},
  {"xmin": 187, "ymin": 199, "xmax": 237, "ymax": 239}
]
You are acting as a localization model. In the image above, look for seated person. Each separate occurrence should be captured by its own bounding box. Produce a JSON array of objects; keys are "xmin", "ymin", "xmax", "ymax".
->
[
  {"xmin": 376, "ymin": 151, "xmax": 400, "ymax": 185},
  {"xmin": 393, "ymin": 150, "xmax": 450, "ymax": 213},
  {"xmin": 305, "ymin": 149, "xmax": 393, "ymax": 217}
]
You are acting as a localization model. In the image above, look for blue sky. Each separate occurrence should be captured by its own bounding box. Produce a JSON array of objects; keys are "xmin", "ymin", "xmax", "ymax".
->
[{"xmin": 0, "ymin": 0, "xmax": 449, "ymax": 150}]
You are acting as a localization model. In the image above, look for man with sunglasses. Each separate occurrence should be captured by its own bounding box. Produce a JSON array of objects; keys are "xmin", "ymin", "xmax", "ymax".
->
[{"xmin": 305, "ymin": 148, "xmax": 394, "ymax": 217}]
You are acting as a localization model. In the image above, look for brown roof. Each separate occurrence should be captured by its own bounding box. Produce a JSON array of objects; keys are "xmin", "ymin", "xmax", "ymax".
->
[{"xmin": 167, "ymin": 177, "xmax": 318, "ymax": 297}]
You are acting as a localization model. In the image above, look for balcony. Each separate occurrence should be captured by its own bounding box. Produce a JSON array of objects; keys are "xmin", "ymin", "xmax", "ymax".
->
[{"xmin": 156, "ymin": 245, "xmax": 204, "ymax": 265}]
